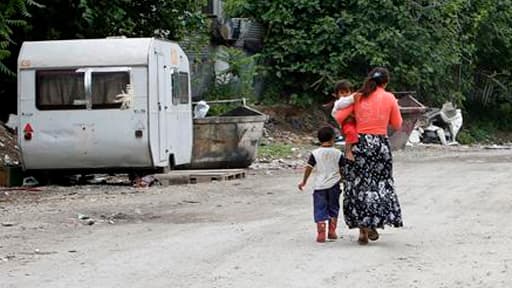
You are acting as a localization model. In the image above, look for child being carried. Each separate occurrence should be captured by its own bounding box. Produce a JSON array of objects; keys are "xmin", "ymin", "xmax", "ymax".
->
[{"xmin": 331, "ymin": 80, "xmax": 358, "ymax": 161}]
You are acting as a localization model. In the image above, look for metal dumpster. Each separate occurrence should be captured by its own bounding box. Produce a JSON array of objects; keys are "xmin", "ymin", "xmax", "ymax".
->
[
  {"xmin": 389, "ymin": 94, "xmax": 427, "ymax": 150},
  {"xmin": 184, "ymin": 105, "xmax": 268, "ymax": 169}
]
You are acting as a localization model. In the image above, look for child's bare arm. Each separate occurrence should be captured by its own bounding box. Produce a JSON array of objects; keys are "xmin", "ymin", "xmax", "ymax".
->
[
  {"xmin": 298, "ymin": 166, "xmax": 313, "ymax": 191},
  {"xmin": 299, "ymin": 154, "xmax": 316, "ymax": 190}
]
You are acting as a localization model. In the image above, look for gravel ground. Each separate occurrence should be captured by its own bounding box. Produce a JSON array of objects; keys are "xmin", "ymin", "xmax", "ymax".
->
[{"xmin": 1, "ymin": 147, "xmax": 511, "ymax": 288}]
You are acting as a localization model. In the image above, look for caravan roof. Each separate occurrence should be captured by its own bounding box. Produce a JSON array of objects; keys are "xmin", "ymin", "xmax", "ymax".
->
[{"xmin": 18, "ymin": 38, "xmax": 174, "ymax": 69}]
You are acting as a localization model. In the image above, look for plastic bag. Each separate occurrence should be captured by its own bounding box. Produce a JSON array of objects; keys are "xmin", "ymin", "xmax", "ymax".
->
[{"xmin": 193, "ymin": 101, "xmax": 210, "ymax": 119}]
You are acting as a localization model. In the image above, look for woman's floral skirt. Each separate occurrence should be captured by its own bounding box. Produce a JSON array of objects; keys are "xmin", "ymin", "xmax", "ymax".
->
[{"xmin": 343, "ymin": 134, "xmax": 403, "ymax": 229}]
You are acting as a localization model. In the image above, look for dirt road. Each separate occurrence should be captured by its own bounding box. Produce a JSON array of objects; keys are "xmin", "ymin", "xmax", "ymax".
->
[{"xmin": 1, "ymin": 148, "xmax": 511, "ymax": 287}]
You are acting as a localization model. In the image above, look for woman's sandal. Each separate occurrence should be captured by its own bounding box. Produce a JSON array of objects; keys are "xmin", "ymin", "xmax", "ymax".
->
[
  {"xmin": 358, "ymin": 228, "xmax": 369, "ymax": 245},
  {"xmin": 358, "ymin": 237, "xmax": 369, "ymax": 245},
  {"xmin": 368, "ymin": 228, "xmax": 379, "ymax": 241}
]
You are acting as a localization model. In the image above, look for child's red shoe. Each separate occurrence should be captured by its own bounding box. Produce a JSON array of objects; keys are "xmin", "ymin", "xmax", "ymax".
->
[
  {"xmin": 316, "ymin": 222, "xmax": 327, "ymax": 243},
  {"xmin": 328, "ymin": 218, "xmax": 338, "ymax": 240}
]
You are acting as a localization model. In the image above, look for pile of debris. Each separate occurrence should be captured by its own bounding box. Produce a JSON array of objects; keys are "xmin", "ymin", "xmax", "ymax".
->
[
  {"xmin": 0, "ymin": 122, "xmax": 21, "ymax": 167},
  {"xmin": 408, "ymin": 102, "xmax": 463, "ymax": 146}
]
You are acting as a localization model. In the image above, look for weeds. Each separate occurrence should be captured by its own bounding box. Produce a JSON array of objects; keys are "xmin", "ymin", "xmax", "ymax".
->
[{"xmin": 257, "ymin": 143, "xmax": 294, "ymax": 159}]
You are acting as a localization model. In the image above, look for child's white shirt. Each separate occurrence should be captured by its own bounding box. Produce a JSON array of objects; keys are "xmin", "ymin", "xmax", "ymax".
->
[
  {"xmin": 307, "ymin": 147, "xmax": 343, "ymax": 190},
  {"xmin": 331, "ymin": 94, "xmax": 355, "ymax": 117}
]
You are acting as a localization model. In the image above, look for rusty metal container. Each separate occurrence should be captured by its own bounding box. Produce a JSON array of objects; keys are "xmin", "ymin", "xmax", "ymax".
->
[
  {"xmin": 389, "ymin": 94, "xmax": 427, "ymax": 150},
  {"xmin": 0, "ymin": 166, "xmax": 24, "ymax": 187},
  {"xmin": 184, "ymin": 106, "xmax": 268, "ymax": 169}
]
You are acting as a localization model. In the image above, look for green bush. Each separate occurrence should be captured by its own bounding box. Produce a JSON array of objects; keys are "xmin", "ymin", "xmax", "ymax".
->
[
  {"xmin": 457, "ymin": 130, "xmax": 476, "ymax": 145},
  {"xmin": 457, "ymin": 122, "xmax": 497, "ymax": 144},
  {"xmin": 224, "ymin": 0, "xmax": 474, "ymax": 106}
]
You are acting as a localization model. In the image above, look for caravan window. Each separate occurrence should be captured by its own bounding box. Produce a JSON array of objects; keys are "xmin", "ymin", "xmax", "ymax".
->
[
  {"xmin": 36, "ymin": 69, "xmax": 130, "ymax": 110},
  {"xmin": 178, "ymin": 72, "xmax": 189, "ymax": 104},
  {"xmin": 36, "ymin": 70, "xmax": 86, "ymax": 110},
  {"xmin": 91, "ymin": 72, "xmax": 130, "ymax": 109},
  {"xmin": 172, "ymin": 72, "xmax": 189, "ymax": 105}
]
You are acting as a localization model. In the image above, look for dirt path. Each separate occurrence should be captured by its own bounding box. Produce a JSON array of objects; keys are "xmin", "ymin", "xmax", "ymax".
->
[{"xmin": 1, "ymin": 148, "xmax": 511, "ymax": 287}]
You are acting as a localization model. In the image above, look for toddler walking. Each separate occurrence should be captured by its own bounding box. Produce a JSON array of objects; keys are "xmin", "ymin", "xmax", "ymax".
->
[{"xmin": 298, "ymin": 127, "xmax": 344, "ymax": 243}]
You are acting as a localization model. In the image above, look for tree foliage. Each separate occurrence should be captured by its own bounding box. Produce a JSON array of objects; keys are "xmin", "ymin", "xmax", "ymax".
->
[
  {"xmin": 225, "ymin": 0, "xmax": 512, "ymax": 118},
  {"xmin": 0, "ymin": 0, "xmax": 207, "ymax": 75},
  {"xmin": 225, "ymin": 0, "xmax": 468, "ymax": 105},
  {"xmin": 78, "ymin": 0, "xmax": 207, "ymax": 40},
  {"xmin": 0, "ymin": 0, "xmax": 42, "ymax": 75}
]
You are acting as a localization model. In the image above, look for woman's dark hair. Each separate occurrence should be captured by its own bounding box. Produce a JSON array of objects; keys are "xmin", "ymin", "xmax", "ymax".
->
[
  {"xmin": 334, "ymin": 79, "xmax": 353, "ymax": 94},
  {"xmin": 317, "ymin": 126, "xmax": 335, "ymax": 143},
  {"xmin": 358, "ymin": 67, "xmax": 390, "ymax": 97}
]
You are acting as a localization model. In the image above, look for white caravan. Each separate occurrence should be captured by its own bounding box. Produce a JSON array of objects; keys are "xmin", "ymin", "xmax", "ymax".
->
[{"xmin": 17, "ymin": 38, "xmax": 193, "ymax": 173}]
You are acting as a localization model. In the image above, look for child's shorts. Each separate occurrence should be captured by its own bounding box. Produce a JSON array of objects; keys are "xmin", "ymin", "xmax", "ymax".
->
[
  {"xmin": 342, "ymin": 122, "xmax": 358, "ymax": 144},
  {"xmin": 313, "ymin": 183, "xmax": 341, "ymax": 222}
]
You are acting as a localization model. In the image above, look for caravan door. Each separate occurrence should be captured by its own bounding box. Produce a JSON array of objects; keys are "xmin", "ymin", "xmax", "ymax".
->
[
  {"xmin": 156, "ymin": 52, "xmax": 169, "ymax": 163},
  {"xmin": 170, "ymin": 69, "xmax": 193, "ymax": 165}
]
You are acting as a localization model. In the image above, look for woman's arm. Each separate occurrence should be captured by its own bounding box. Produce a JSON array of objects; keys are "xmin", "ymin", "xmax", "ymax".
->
[
  {"xmin": 334, "ymin": 105, "xmax": 354, "ymax": 126},
  {"xmin": 389, "ymin": 98, "xmax": 403, "ymax": 130}
]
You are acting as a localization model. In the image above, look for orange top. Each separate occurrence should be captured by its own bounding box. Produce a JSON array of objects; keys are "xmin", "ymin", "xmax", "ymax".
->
[{"xmin": 335, "ymin": 87, "xmax": 402, "ymax": 135}]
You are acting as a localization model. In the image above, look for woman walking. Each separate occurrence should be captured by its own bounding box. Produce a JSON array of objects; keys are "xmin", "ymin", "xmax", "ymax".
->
[{"xmin": 334, "ymin": 67, "xmax": 403, "ymax": 245}]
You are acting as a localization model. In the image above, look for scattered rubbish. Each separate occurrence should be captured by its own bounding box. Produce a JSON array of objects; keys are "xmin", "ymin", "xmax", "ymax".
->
[
  {"xmin": 407, "ymin": 129, "xmax": 422, "ymax": 145},
  {"xmin": 68, "ymin": 250, "xmax": 78, "ymax": 253},
  {"xmin": 193, "ymin": 100, "xmax": 210, "ymax": 119},
  {"xmin": 133, "ymin": 175, "xmax": 159, "ymax": 188},
  {"xmin": 34, "ymin": 249, "xmax": 57, "ymax": 255},
  {"xmin": 3, "ymin": 155, "xmax": 12, "ymax": 165},
  {"xmin": 1, "ymin": 255, "xmax": 15, "ymax": 262},
  {"xmin": 22, "ymin": 176, "xmax": 39, "ymax": 187},
  {"xmin": 5, "ymin": 114, "xmax": 18, "ymax": 131},
  {"xmin": 1, "ymin": 222, "xmax": 16, "ymax": 227},
  {"xmin": 101, "ymin": 212, "xmax": 132, "ymax": 224},
  {"xmin": 483, "ymin": 145, "xmax": 512, "ymax": 150},
  {"xmin": 77, "ymin": 214, "xmax": 95, "ymax": 225},
  {"xmin": 408, "ymin": 102, "xmax": 463, "ymax": 146},
  {"xmin": 88, "ymin": 175, "xmax": 108, "ymax": 185},
  {"xmin": 182, "ymin": 200, "xmax": 200, "ymax": 204}
]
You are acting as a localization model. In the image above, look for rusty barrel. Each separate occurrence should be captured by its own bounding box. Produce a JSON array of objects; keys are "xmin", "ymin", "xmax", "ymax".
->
[
  {"xmin": 388, "ymin": 94, "xmax": 427, "ymax": 150},
  {"xmin": 185, "ymin": 106, "xmax": 268, "ymax": 169}
]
